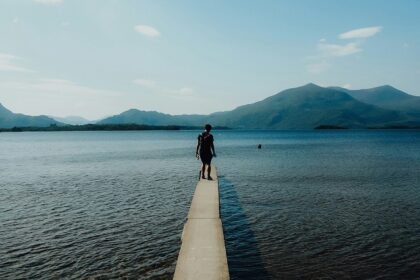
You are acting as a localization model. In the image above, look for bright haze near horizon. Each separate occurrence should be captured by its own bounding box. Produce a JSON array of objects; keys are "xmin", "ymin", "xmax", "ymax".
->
[{"xmin": 0, "ymin": 0, "xmax": 419, "ymax": 120}]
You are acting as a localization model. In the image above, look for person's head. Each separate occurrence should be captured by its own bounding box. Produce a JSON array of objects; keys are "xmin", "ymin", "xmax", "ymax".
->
[{"xmin": 204, "ymin": 124, "xmax": 212, "ymax": 132}]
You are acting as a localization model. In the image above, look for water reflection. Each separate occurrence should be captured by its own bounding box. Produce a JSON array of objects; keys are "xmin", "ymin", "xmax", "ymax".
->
[{"xmin": 219, "ymin": 177, "xmax": 271, "ymax": 280}]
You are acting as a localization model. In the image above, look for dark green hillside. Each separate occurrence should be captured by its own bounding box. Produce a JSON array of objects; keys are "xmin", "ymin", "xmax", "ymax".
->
[
  {"xmin": 333, "ymin": 85, "xmax": 420, "ymax": 117},
  {"xmin": 0, "ymin": 103, "xmax": 62, "ymax": 129},
  {"xmin": 206, "ymin": 84, "xmax": 410, "ymax": 129},
  {"xmin": 97, "ymin": 109, "xmax": 206, "ymax": 126}
]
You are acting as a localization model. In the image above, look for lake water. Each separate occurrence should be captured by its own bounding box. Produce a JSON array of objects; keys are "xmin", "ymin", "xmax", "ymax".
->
[{"xmin": 1, "ymin": 130, "xmax": 420, "ymax": 279}]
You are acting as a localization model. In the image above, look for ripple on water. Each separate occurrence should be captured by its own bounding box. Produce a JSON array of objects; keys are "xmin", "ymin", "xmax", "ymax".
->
[
  {"xmin": 0, "ymin": 138, "xmax": 198, "ymax": 279},
  {"xmin": 1, "ymin": 130, "xmax": 420, "ymax": 279}
]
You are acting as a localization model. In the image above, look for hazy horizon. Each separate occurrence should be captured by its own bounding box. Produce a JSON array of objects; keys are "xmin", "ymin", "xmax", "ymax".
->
[{"xmin": 1, "ymin": 0, "xmax": 419, "ymax": 119}]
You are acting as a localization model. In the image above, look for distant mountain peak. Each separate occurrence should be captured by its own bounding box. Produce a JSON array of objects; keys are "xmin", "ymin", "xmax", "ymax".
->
[
  {"xmin": 363, "ymin": 85, "xmax": 409, "ymax": 97},
  {"xmin": 123, "ymin": 108, "xmax": 169, "ymax": 115},
  {"xmin": 0, "ymin": 103, "xmax": 63, "ymax": 128},
  {"xmin": 306, "ymin": 82, "xmax": 321, "ymax": 87},
  {"xmin": 373, "ymin": 85, "xmax": 395, "ymax": 90},
  {"xmin": 273, "ymin": 83, "xmax": 323, "ymax": 96},
  {"xmin": 50, "ymin": 115, "xmax": 91, "ymax": 125},
  {"xmin": 301, "ymin": 83, "xmax": 322, "ymax": 89}
]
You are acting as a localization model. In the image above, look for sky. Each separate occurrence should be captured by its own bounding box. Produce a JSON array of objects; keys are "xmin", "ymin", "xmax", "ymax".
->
[{"xmin": 1, "ymin": 0, "xmax": 419, "ymax": 119}]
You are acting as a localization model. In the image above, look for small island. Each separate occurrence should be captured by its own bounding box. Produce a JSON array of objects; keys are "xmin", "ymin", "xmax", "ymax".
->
[{"xmin": 314, "ymin": 125, "xmax": 348, "ymax": 130}]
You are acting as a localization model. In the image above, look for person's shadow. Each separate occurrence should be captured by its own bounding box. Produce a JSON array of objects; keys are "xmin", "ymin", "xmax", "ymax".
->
[{"xmin": 219, "ymin": 177, "xmax": 272, "ymax": 280}]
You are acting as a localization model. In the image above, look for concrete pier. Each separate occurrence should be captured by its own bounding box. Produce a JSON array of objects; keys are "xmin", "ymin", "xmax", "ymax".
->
[{"xmin": 173, "ymin": 166, "xmax": 229, "ymax": 280}]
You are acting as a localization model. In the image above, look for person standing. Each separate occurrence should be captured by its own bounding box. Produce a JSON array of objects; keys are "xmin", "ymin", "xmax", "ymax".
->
[{"xmin": 196, "ymin": 124, "xmax": 216, "ymax": 180}]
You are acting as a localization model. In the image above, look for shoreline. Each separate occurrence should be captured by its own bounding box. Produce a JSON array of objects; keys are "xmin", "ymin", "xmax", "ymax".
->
[
  {"xmin": 0, "ymin": 124, "xmax": 230, "ymax": 132},
  {"xmin": 1, "ymin": 126, "xmax": 420, "ymax": 132}
]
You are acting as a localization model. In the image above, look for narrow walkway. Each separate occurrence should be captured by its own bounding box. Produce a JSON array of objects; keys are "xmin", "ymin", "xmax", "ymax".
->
[{"xmin": 173, "ymin": 166, "xmax": 229, "ymax": 280}]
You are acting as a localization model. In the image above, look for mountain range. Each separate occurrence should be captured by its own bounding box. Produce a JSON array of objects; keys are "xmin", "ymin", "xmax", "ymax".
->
[
  {"xmin": 2, "ymin": 83, "xmax": 420, "ymax": 129},
  {"xmin": 97, "ymin": 83, "xmax": 420, "ymax": 129}
]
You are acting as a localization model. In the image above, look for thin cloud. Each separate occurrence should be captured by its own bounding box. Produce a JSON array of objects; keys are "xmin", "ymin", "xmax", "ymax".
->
[
  {"xmin": 133, "ymin": 79, "xmax": 193, "ymax": 97},
  {"xmin": 305, "ymin": 40, "xmax": 362, "ymax": 73},
  {"xmin": 133, "ymin": 79, "xmax": 156, "ymax": 88},
  {"xmin": 134, "ymin": 25, "xmax": 160, "ymax": 37},
  {"xmin": 306, "ymin": 26, "xmax": 382, "ymax": 74},
  {"xmin": 5, "ymin": 78, "xmax": 120, "ymax": 97},
  {"xmin": 61, "ymin": 21, "xmax": 70, "ymax": 27},
  {"xmin": 318, "ymin": 41, "xmax": 362, "ymax": 57},
  {"xmin": 339, "ymin": 26, "xmax": 382, "ymax": 39},
  {"xmin": 1, "ymin": 78, "xmax": 123, "ymax": 119},
  {"xmin": 306, "ymin": 60, "xmax": 330, "ymax": 74},
  {"xmin": 0, "ymin": 53, "xmax": 33, "ymax": 72},
  {"xmin": 33, "ymin": 0, "xmax": 63, "ymax": 5},
  {"xmin": 170, "ymin": 87, "xmax": 194, "ymax": 97}
]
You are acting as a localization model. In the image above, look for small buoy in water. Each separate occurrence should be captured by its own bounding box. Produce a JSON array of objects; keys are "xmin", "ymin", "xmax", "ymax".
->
[{"xmin": 258, "ymin": 144, "xmax": 262, "ymax": 149}]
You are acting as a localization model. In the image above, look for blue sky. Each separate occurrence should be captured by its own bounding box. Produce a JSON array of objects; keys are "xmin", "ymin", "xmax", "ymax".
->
[{"xmin": 1, "ymin": 0, "xmax": 419, "ymax": 119}]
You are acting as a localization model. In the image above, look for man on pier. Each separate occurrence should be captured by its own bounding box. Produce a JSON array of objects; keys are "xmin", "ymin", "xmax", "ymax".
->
[{"xmin": 196, "ymin": 124, "xmax": 216, "ymax": 180}]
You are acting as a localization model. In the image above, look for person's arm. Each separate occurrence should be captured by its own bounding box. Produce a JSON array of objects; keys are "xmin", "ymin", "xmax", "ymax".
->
[
  {"xmin": 211, "ymin": 137, "xmax": 216, "ymax": 157},
  {"xmin": 196, "ymin": 137, "xmax": 200, "ymax": 158}
]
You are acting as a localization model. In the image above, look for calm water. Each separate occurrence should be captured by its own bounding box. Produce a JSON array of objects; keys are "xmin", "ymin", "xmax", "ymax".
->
[{"xmin": 1, "ymin": 130, "xmax": 420, "ymax": 279}]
